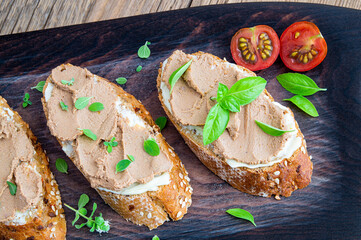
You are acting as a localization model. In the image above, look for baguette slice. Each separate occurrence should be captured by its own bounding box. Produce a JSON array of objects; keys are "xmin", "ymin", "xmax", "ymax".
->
[
  {"xmin": 157, "ymin": 51, "xmax": 313, "ymax": 199},
  {"xmin": 0, "ymin": 96, "xmax": 66, "ymax": 239},
  {"xmin": 41, "ymin": 64, "xmax": 192, "ymax": 230}
]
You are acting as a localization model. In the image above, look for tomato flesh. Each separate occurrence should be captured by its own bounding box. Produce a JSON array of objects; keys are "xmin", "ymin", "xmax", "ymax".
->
[
  {"xmin": 231, "ymin": 25, "xmax": 280, "ymax": 71},
  {"xmin": 280, "ymin": 21, "xmax": 327, "ymax": 72}
]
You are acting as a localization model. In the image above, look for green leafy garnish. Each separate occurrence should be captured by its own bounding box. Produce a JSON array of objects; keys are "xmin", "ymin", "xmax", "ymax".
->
[
  {"xmin": 78, "ymin": 128, "xmax": 97, "ymax": 140},
  {"xmin": 136, "ymin": 65, "xmax": 142, "ymax": 72},
  {"xmin": 65, "ymin": 194, "xmax": 110, "ymax": 234},
  {"xmin": 7, "ymin": 181, "xmax": 17, "ymax": 195},
  {"xmin": 226, "ymin": 208, "xmax": 256, "ymax": 226},
  {"xmin": 152, "ymin": 236, "xmax": 160, "ymax": 240},
  {"xmin": 169, "ymin": 59, "xmax": 192, "ymax": 93},
  {"xmin": 88, "ymin": 102, "xmax": 104, "ymax": 112},
  {"xmin": 137, "ymin": 41, "xmax": 151, "ymax": 59},
  {"xmin": 143, "ymin": 137, "xmax": 160, "ymax": 156},
  {"xmin": 155, "ymin": 116, "xmax": 167, "ymax": 130},
  {"xmin": 31, "ymin": 81, "xmax": 45, "ymax": 92},
  {"xmin": 103, "ymin": 137, "xmax": 118, "ymax": 153},
  {"xmin": 56, "ymin": 158, "xmax": 68, "ymax": 174},
  {"xmin": 116, "ymin": 77, "xmax": 127, "ymax": 85},
  {"xmin": 116, "ymin": 155, "xmax": 134, "ymax": 173},
  {"xmin": 255, "ymin": 120, "xmax": 294, "ymax": 136},
  {"xmin": 60, "ymin": 101, "xmax": 68, "ymax": 111},
  {"xmin": 75, "ymin": 97, "xmax": 92, "ymax": 110},
  {"xmin": 277, "ymin": 73, "xmax": 327, "ymax": 96},
  {"xmin": 203, "ymin": 103, "xmax": 229, "ymax": 145},
  {"xmin": 61, "ymin": 78, "xmax": 75, "ymax": 86},
  {"xmin": 22, "ymin": 93, "xmax": 32, "ymax": 108},
  {"xmin": 283, "ymin": 95, "xmax": 319, "ymax": 117}
]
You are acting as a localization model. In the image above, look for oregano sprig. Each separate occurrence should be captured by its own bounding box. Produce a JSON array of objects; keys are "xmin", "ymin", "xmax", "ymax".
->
[
  {"xmin": 31, "ymin": 81, "xmax": 45, "ymax": 92},
  {"xmin": 137, "ymin": 41, "xmax": 151, "ymax": 59},
  {"xmin": 103, "ymin": 137, "xmax": 118, "ymax": 153},
  {"xmin": 56, "ymin": 158, "xmax": 69, "ymax": 174},
  {"xmin": 7, "ymin": 181, "xmax": 17, "ymax": 195},
  {"xmin": 22, "ymin": 93, "xmax": 32, "ymax": 108},
  {"xmin": 60, "ymin": 101, "xmax": 68, "ymax": 111},
  {"xmin": 75, "ymin": 97, "xmax": 92, "ymax": 110},
  {"xmin": 155, "ymin": 116, "xmax": 167, "ymax": 130},
  {"xmin": 61, "ymin": 78, "xmax": 75, "ymax": 86},
  {"xmin": 116, "ymin": 154, "xmax": 135, "ymax": 173},
  {"xmin": 78, "ymin": 128, "xmax": 97, "ymax": 140},
  {"xmin": 143, "ymin": 137, "xmax": 160, "ymax": 156}
]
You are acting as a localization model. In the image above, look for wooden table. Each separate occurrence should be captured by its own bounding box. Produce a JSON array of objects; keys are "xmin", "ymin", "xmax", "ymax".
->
[{"xmin": 0, "ymin": 0, "xmax": 360, "ymax": 36}]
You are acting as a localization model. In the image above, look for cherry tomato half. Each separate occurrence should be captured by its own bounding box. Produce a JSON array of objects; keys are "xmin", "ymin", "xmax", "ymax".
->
[
  {"xmin": 280, "ymin": 21, "xmax": 327, "ymax": 72},
  {"xmin": 230, "ymin": 25, "xmax": 280, "ymax": 71}
]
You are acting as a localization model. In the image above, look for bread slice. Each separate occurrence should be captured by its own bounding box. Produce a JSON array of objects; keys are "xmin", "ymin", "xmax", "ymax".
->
[
  {"xmin": 0, "ymin": 96, "xmax": 66, "ymax": 239},
  {"xmin": 41, "ymin": 64, "xmax": 192, "ymax": 230},
  {"xmin": 157, "ymin": 51, "xmax": 313, "ymax": 199}
]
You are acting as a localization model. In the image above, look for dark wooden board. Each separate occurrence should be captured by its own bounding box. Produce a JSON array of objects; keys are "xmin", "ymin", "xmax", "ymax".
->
[{"xmin": 0, "ymin": 2, "xmax": 360, "ymax": 239}]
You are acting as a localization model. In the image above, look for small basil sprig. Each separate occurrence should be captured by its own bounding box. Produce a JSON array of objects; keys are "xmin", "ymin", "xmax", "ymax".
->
[
  {"xmin": 226, "ymin": 208, "xmax": 256, "ymax": 226},
  {"xmin": 137, "ymin": 41, "xmax": 151, "ymax": 59},
  {"xmin": 116, "ymin": 77, "xmax": 127, "ymax": 85},
  {"xmin": 60, "ymin": 101, "xmax": 68, "ymax": 111},
  {"xmin": 277, "ymin": 73, "xmax": 326, "ymax": 96},
  {"xmin": 136, "ymin": 65, "xmax": 142, "ymax": 72},
  {"xmin": 78, "ymin": 128, "xmax": 97, "ymax": 140},
  {"xmin": 116, "ymin": 155, "xmax": 134, "ymax": 173},
  {"xmin": 31, "ymin": 81, "xmax": 45, "ymax": 92},
  {"xmin": 75, "ymin": 97, "xmax": 92, "ymax": 110},
  {"xmin": 7, "ymin": 181, "xmax": 17, "ymax": 195},
  {"xmin": 61, "ymin": 78, "xmax": 75, "ymax": 86},
  {"xmin": 284, "ymin": 95, "xmax": 319, "ymax": 117},
  {"xmin": 103, "ymin": 137, "xmax": 118, "ymax": 153},
  {"xmin": 64, "ymin": 194, "xmax": 110, "ymax": 233},
  {"xmin": 56, "ymin": 158, "xmax": 68, "ymax": 174},
  {"xmin": 88, "ymin": 102, "xmax": 104, "ymax": 112},
  {"xmin": 169, "ymin": 59, "xmax": 192, "ymax": 93},
  {"xmin": 22, "ymin": 93, "xmax": 32, "ymax": 108},
  {"xmin": 144, "ymin": 137, "xmax": 160, "ymax": 156},
  {"xmin": 155, "ymin": 116, "xmax": 167, "ymax": 130},
  {"xmin": 255, "ymin": 120, "xmax": 294, "ymax": 136}
]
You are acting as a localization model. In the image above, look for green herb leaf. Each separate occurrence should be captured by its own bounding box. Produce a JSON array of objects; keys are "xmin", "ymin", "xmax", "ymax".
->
[
  {"xmin": 143, "ymin": 138, "xmax": 160, "ymax": 156},
  {"xmin": 219, "ymin": 77, "xmax": 266, "ymax": 112},
  {"xmin": 155, "ymin": 116, "xmax": 167, "ymax": 130},
  {"xmin": 116, "ymin": 77, "xmax": 127, "ymax": 85},
  {"xmin": 226, "ymin": 208, "xmax": 256, "ymax": 226},
  {"xmin": 59, "ymin": 101, "xmax": 68, "ymax": 111},
  {"xmin": 136, "ymin": 65, "xmax": 142, "ymax": 72},
  {"xmin": 75, "ymin": 97, "xmax": 92, "ymax": 110},
  {"xmin": 169, "ymin": 59, "xmax": 192, "ymax": 93},
  {"xmin": 88, "ymin": 102, "xmax": 104, "ymax": 112},
  {"xmin": 116, "ymin": 159, "xmax": 132, "ymax": 173},
  {"xmin": 217, "ymin": 83, "xmax": 229, "ymax": 102},
  {"xmin": 61, "ymin": 78, "xmax": 74, "ymax": 86},
  {"xmin": 56, "ymin": 158, "xmax": 68, "ymax": 174},
  {"xmin": 78, "ymin": 207, "xmax": 87, "ymax": 216},
  {"xmin": 79, "ymin": 128, "xmax": 97, "ymax": 140},
  {"xmin": 283, "ymin": 95, "xmax": 319, "ymax": 117},
  {"xmin": 7, "ymin": 181, "xmax": 17, "ymax": 195},
  {"xmin": 72, "ymin": 212, "xmax": 80, "ymax": 226},
  {"xmin": 89, "ymin": 202, "xmax": 97, "ymax": 218},
  {"xmin": 78, "ymin": 194, "xmax": 90, "ymax": 209},
  {"xmin": 203, "ymin": 103, "xmax": 229, "ymax": 145},
  {"xmin": 277, "ymin": 73, "xmax": 327, "ymax": 96},
  {"xmin": 153, "ymin": 235, "xmax": 160, "ymax": 240},
  {"xmin": 255, "ymin": 120, "xmax": 295, "ymax": 136},
  {"xmin": 22, "ymin": 93, "xmax": 32, "ymax": 108},
  {"xmin": 104, "ymin": 137, "xmax": 118, "ymax": 153},
  {"xmin": 137, "ymin": 41, "xmax": 151, "ymax": 59},
  {"xmin": 75, "ymin": 223, "xmax": 87, "ymax": 229},
  {"xmin": 31, "ymin": 81, "xmax": 45, "ymax": 92},
  {"xmin": 127, "ymin": 154, "xmax": 135, "ymax": 162}
]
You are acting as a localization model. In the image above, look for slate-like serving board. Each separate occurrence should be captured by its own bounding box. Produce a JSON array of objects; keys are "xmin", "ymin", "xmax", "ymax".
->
[{"xmin": 0, "ymin": 2, "xmax": 360, "ymax": 240}]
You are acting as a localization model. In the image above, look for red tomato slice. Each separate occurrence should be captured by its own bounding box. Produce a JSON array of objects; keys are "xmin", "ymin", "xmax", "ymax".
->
[
  {"xmin": 230, "ymin": 25, "xmax": 280, "ymax": 71},
  {"xmin": 280, "ymin": 21, "xmax": 327, "ymax": 72}
]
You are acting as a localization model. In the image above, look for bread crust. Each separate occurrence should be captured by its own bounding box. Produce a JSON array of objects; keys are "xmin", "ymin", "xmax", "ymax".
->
[
  {"xmin": 41, "ymin": 64, "xmax": 192, "ymax": 230},
  {"xmin": 0, "ymin": 97, "xmax": 66, "ymax": 239},
  {"xmin": 156, "ymin": 51, "xmax": 313, "ymax": 199}
]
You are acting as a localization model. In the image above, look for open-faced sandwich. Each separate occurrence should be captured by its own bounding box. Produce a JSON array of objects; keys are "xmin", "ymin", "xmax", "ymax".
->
[
  {"xmin": 41, "ymin": 64, "xmax": 192, "ymax": 230},
  {"xmin": 157, "ymin": 50, "xmax": 313, "ymax": 199},
  {"xmin": 0, "ymin": 96, "xmax": 66, "ymax": 239}
]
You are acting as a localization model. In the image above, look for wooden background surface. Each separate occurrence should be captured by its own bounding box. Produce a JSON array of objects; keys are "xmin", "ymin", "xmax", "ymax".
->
[{"xmin": 1, "ymin": 0, "xmax": 361, "ymax": 36}]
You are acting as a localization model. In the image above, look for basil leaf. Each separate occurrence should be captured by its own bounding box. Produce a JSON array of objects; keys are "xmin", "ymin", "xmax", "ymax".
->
[
  {"xmin": 116, "ymin": 159, "xmax": 132, "ymax": 173},
  {"xmin": 283, "ymin": 95, "xmax": 319, "ymax": 117},
  {"xmin": 143, "ymin": 138, "xmax": 160, "ymax": 156},
  {"xmin": 31, "ymin": 81, "xmax": 45, "ymax": 92},
  {"xmin": 137, "ymin": 41, "xmax": 151, "ymax": 59},
  {"xmin": 277, "ymin": 73, "xmax": 327, "ymax": 96},
  {"xmin": 153, "ymin": 236, "xmax": 160, "ymax": 240},
  {"xmin": 59, "ymin": 101, "xmax": 68, "ymax": 111},
  {"xmin": 220, "ymin": 77, "xmax": 266, "ymax": 112},
  {"xmin": 217, "ymin": 83, "xmax": 229, "ymax": 102},
  {"xmin": 203, "ymin": 103, "xmax": 229, "ymax": 145},
  {"xmin": 75, "ymin": 97, "xmax": 92, "ymax": 110},
  {"xmin": 6, "ymin": 181, "xmax": 17, "ymax": 195},
  {"xmin": 136, "ymin": 65, "xmax": 142, "ymax": 72},
  {"xmin": 88, "ymin": 102, "xmax": 104, "ymax": 112},
  {"xmin": 56, "ymin": 158, "xmax": 68, "ymax": 174},
  {"xmin": 127, "ymin": 154, "xmax": 135, "ymax": 162},
  {"xmin": 169, "ymin": 59, "xmax": 192, "ymax": 93},
  {"xmin": 226, "ymin": 208, "xmax": 256, "ymax": 226},
  {"xmin": 116, "ymin": 77, "xmax": 127, "ymax": 85},
  {"xmin": 255, "ymin": 120, "xmax": 295, "ymax": 136},
  {"xmin": 78, "ymin": 194, "xmax": 90, "ymax": 209},
  {"xmin": 79, "ymin": 128, "xmax": 97, "ymax": 140},
  {"xmin": 155, "ymin": 116, "xmax": 167, "ymax": 130}
]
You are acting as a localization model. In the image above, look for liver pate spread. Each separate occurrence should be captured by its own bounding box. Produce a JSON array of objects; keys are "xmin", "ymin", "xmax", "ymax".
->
[
  {"xmin": 45, "ymin": 65, "xmax": 172, "ymax": 191},
  {"xmin": 161, "ymin": 50, "xmax": 298, "ymax": 165}
]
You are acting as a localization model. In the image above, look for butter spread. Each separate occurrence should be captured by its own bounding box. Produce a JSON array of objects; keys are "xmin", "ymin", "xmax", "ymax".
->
[{"xmin": 44, "ymin": 64, "xmax": 172, "ymax": 191}]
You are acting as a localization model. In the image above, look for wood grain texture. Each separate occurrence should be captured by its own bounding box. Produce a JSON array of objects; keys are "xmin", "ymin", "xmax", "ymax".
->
[
  {"xmin": 1, "ymin": 0, "xmax": 361, "ymax": 35},
  {"xmin": 0, "ymin": 2, "xmax": 360, "ymax": 239}
]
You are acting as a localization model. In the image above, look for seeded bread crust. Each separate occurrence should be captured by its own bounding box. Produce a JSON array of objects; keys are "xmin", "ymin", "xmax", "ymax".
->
[
  {"xmin": 41, "ymin": 64, "xmax": 192, "ymax": 230},
  {"xmin": 0, "ymin": 96, "xmax": 66, "ymax": 240},
  {"xmin": 156, "ymin": 51, "xmax": 313, "ymax": 199}
]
